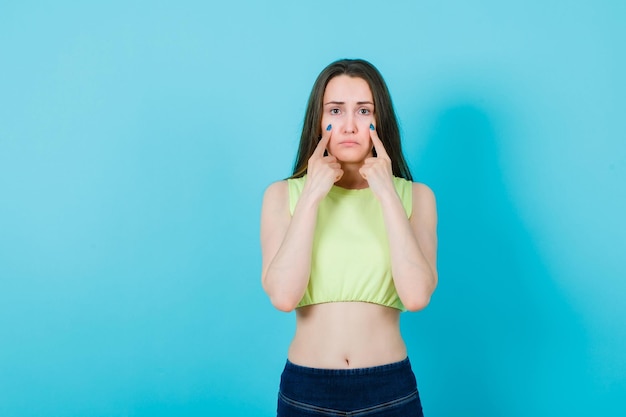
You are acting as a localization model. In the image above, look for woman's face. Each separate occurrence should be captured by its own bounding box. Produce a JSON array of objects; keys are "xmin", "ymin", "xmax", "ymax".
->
[{"xmin": 321, "ymin": 75, "xmax": 375, "ymax": 163}]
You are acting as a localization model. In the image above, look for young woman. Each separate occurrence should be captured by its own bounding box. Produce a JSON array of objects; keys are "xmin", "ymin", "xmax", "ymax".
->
[{"xmin": 260, "ymin": 59, "xmax": 438, "ymax": 417}]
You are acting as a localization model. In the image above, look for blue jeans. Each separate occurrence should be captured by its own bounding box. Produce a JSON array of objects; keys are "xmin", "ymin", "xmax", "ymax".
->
[{"xmin": 277, "ymin": 357, "xmax": 424, "ymax": 416}]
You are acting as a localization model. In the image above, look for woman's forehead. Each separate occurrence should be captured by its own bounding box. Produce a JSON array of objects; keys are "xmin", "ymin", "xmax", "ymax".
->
[{"xmin": 323, "ymin": 75, "xmax": 373, "ymax": 103}]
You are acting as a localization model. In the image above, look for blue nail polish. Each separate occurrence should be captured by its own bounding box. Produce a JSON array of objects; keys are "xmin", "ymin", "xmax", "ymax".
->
[
  {"xmin": 326, "ymin": 124, "xmax": 332, "ymax": 131},
  {"xmin": 370, "ymin": 123, "xmax": 375, "ymax": 130}
]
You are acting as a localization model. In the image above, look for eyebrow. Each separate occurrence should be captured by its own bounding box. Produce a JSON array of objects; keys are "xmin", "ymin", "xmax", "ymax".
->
[{"xmin": 323, "ymin": 101, "xmax": 374, "ymax": 106}]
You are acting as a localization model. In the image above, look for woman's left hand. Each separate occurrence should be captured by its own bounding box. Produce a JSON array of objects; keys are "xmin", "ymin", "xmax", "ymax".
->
[{"xmin": 359, "ymin": 124, "xmax": 395, "ymax": 200}]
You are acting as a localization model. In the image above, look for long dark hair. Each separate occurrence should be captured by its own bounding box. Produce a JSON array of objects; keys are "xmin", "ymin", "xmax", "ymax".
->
[{"xmin": 291, "ymin": 59, "xmax": 412, "ymax": 181}]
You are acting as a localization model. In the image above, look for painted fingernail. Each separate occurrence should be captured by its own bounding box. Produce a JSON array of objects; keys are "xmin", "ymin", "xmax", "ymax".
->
[
  {"xmin": 370, "ymin": 123, "xmax": 375, "ymax": 130},
  {"xmin": 326, "ymin": 124, "xmax": 332, "ymax": 131}
]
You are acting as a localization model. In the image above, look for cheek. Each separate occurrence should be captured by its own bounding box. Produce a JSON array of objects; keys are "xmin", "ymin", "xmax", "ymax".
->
[
  {"xmin": 320, "ymin": 114, "xmax": 331, "ymax": 130},
  {"xmin": 355, "ymin": 117, "xmax": 373, "ymax": 134},
  {"xmin": 359, "ymin": 124, "xmax": 372, "ymax": 142}
]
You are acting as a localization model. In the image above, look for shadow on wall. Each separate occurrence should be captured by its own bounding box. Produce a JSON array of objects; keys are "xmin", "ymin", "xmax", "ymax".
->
[{"xmin": 403, "ymin": 103, "xmax": 592, "ymax": 417}]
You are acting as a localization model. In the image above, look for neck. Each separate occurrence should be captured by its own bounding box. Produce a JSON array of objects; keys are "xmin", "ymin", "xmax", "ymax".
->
[{"xmin": 335, "ymin": 162, "xmax": 368, "ymax": 189}]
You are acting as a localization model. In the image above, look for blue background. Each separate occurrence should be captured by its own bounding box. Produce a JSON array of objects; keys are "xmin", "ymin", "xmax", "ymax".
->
[{"xmin": 1, "ymin": 1, "xmax": 624, "ymax": 416}]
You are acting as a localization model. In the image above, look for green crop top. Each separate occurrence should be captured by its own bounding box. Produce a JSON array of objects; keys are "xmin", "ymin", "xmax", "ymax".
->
[{"xmin": 287, "ymin": 175, "xmax": 413, "ymax": 311}]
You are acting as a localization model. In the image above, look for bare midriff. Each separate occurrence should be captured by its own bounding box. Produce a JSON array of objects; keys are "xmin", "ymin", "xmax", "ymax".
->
[{"xmin": 287, "ymin": 302, "xmax": 407, "ymax": 369}]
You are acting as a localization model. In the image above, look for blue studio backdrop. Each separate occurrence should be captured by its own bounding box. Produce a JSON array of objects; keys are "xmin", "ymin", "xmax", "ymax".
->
[{"xmin": 1, "ymin": 1, "xmax": 624, "ymax": 416}]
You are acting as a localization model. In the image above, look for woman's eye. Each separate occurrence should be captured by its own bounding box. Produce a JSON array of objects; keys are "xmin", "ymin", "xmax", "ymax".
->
[
  {"xmin": 359, "ymin": 108, "xmax": 371, "ymax": 115},
  {"xmin": 330, "ymin": 108, "xmax": 340, "ymax": 115}
]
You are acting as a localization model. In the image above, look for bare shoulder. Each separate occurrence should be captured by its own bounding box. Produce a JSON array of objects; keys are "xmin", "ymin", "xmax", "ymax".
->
[
  {"xmin": 261, "ymin": 180, "xmax": 290, "ymax": 218},
  {"xmin": 410, "ymin": 182, "xmax": 437, "ymax": 222},
  {"xmin": 263, "ymin": 180, "xmax": 289, "ymax": 201},
  {"xmin": 265, "ymin": 180, "xmax": 288, "ymax": 196},
  {"xmin": 411, "ymin": 182, "xmax": 436, "ymax": 204}
]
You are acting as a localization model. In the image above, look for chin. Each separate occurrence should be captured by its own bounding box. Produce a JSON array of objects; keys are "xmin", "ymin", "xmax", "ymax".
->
[
  {"xmin": 331, "ymin": 147, "xmax": 369, "ymax": 161},
  {"xmin": 335, "ymin": 156, "xmax": 369, "ymax": 164},
  {"xmin": 333, "ymin": 149, "xmax": 370, "ymax": 161}
]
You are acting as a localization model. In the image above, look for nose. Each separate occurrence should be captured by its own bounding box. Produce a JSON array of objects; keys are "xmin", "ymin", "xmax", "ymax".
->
[{"xmin": 343, "ymin": 113, "xmax": 357, "ymax": 134}]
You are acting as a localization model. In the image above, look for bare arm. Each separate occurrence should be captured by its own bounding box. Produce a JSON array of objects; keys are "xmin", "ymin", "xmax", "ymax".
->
[
  {"xmin": 377, "ymin": 183, "xmax": 438, "ymax": 311},
  {"xmin": 260, "ymin": 126, "xmax": 342, "ymax": 312},
  {"xmin": 260, "ymin": 181, "xmax": 320, "ymax": 312}
]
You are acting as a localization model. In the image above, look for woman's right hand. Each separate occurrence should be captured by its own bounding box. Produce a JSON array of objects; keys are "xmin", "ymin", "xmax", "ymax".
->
[
  {"xmin": 261, "ymin": 124, "xmax": 341, "ymax": 311},
  {"xmin": 303, "ymin": 125, "xmax": 343, "ymax": 201}
]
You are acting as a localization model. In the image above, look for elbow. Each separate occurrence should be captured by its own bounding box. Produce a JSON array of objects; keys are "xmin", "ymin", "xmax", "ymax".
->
[
  {"xmin": 401, "ymin": 275, "xmax": 437, "ymax": 312},
  {"xmin": 269, "ymin": 295, "xmax": 299, "ymax": 312},
  {"xmin": 402, "ymin": 293, "xmax": 432, "ymax": 312},
  {"xmin": 262, "ymin": 279, "xmax": 300, "ymax": 312}
]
